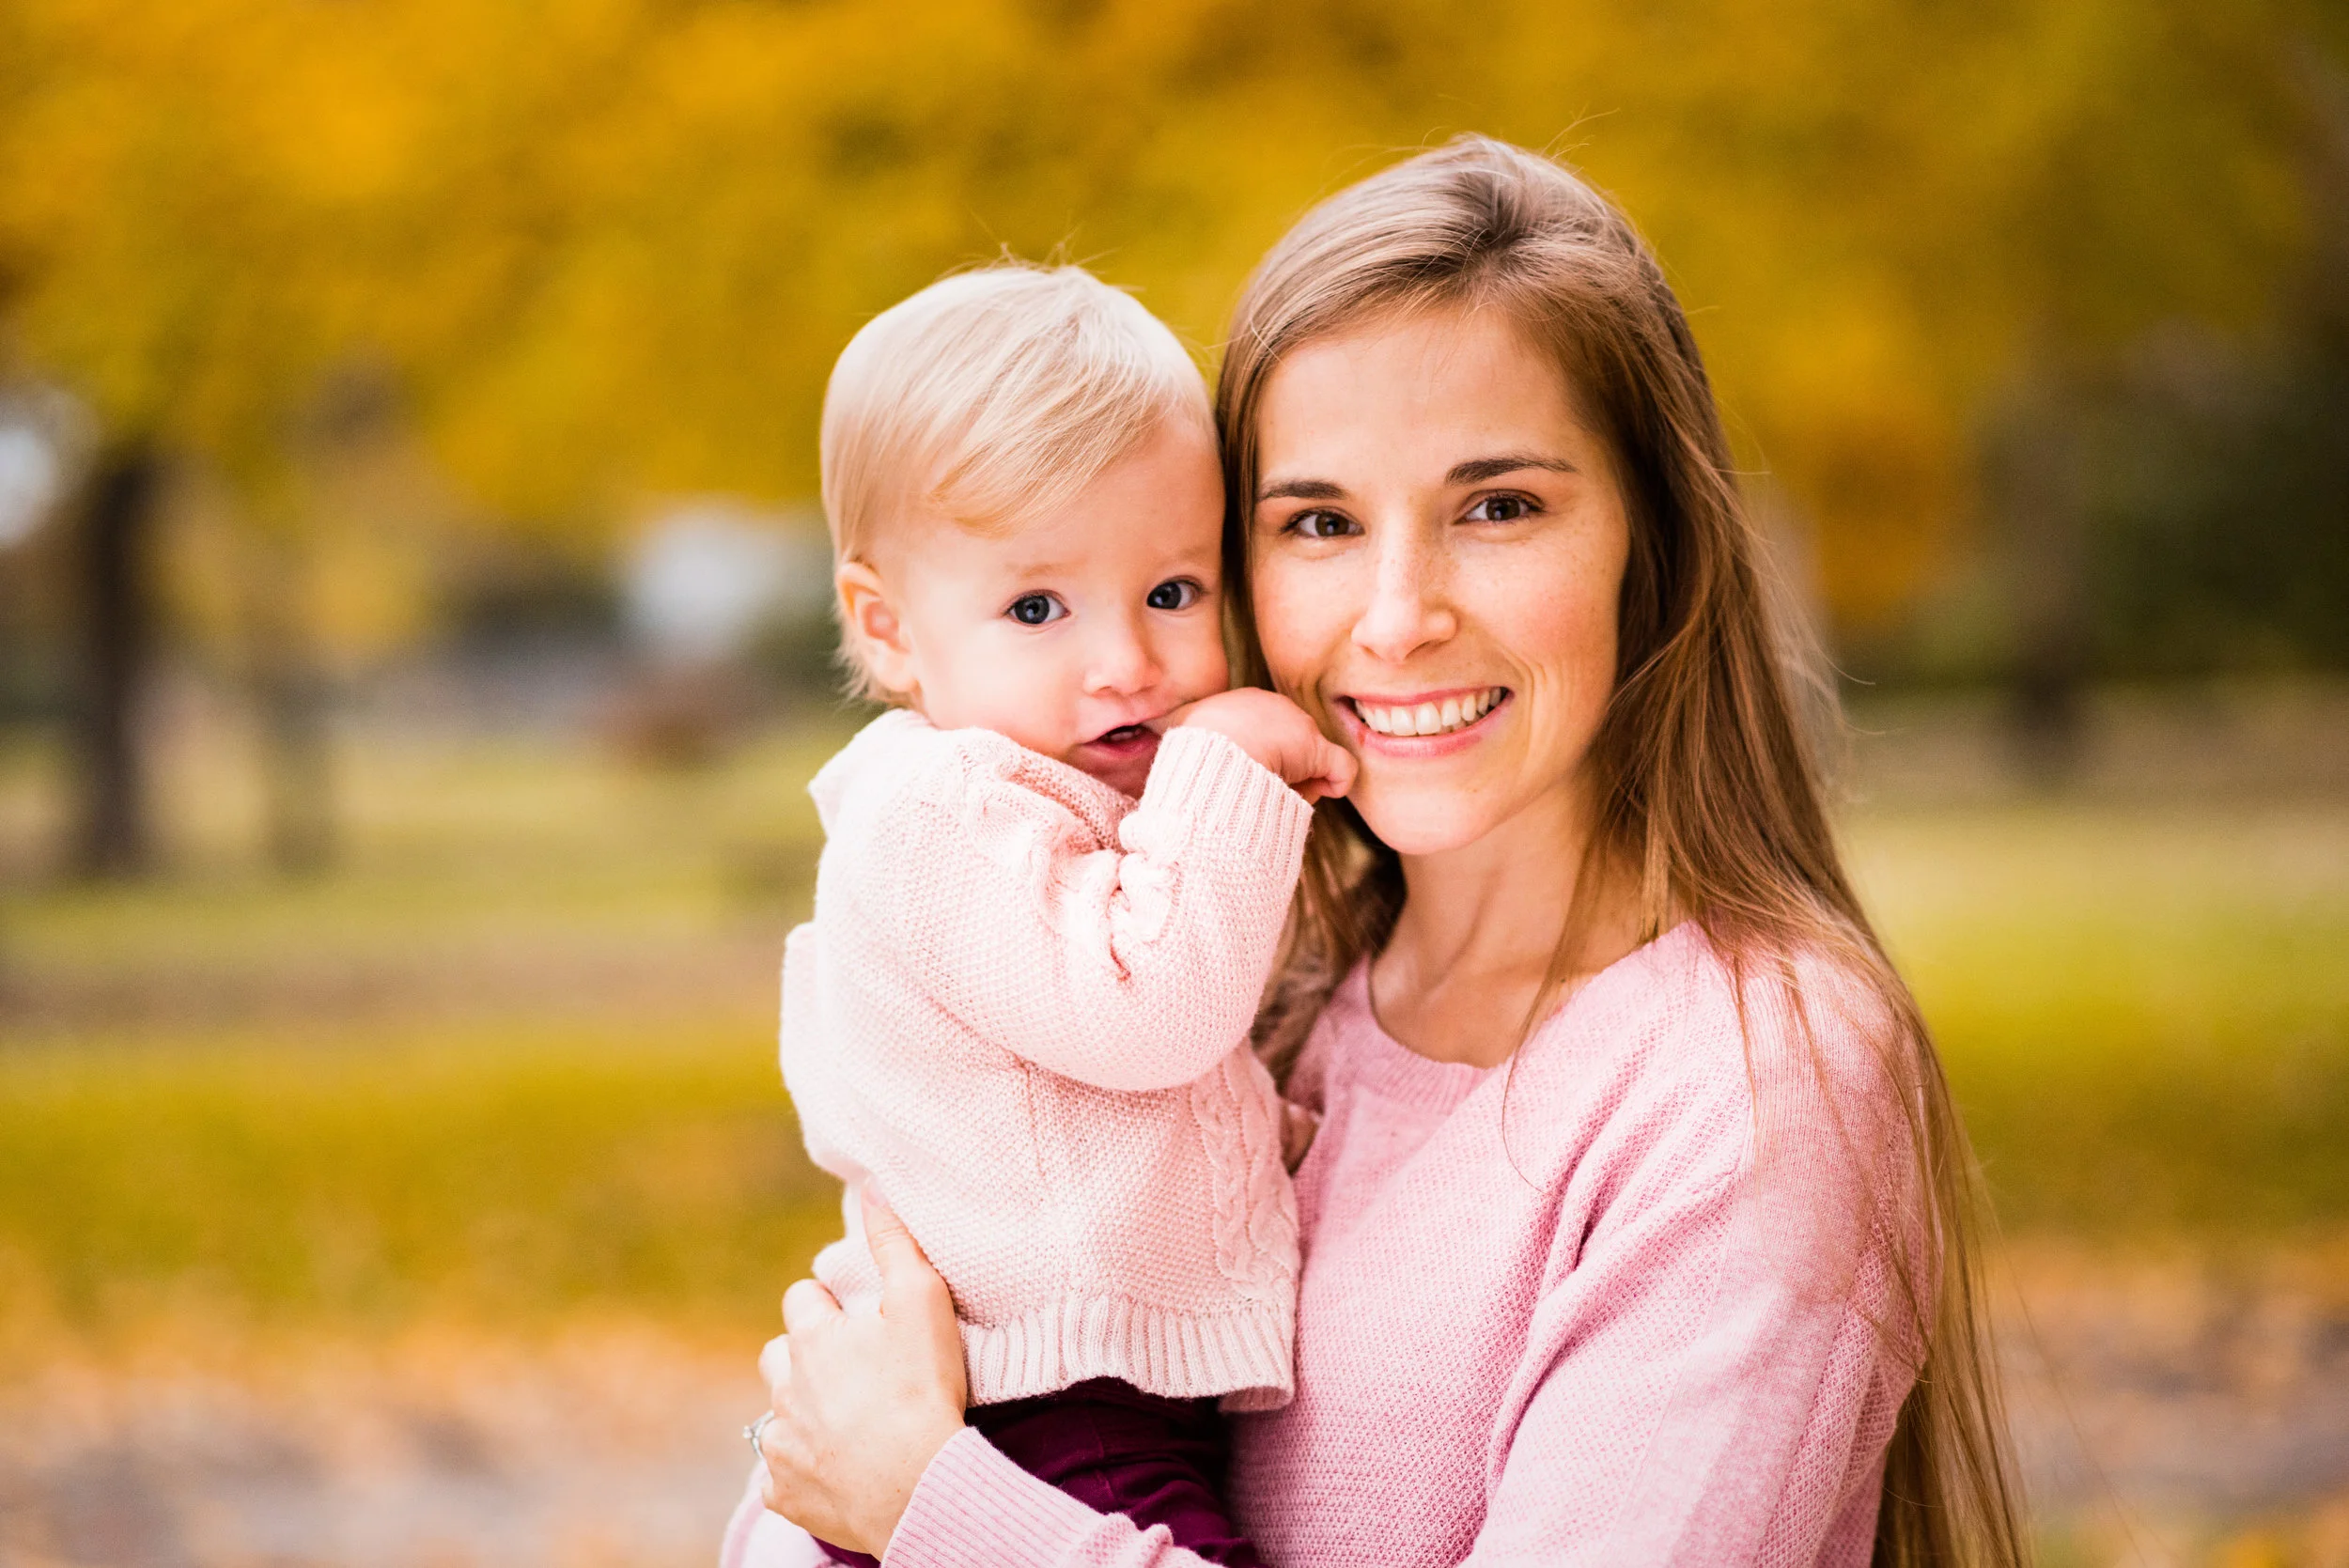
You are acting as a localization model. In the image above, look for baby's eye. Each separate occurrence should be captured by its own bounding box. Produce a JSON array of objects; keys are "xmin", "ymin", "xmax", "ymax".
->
[
  {"xmin": 1005, "ymin": 592, "xmax": 1067, "ymax": 627},
  {"xmin": 1464, "ymin": 493, "xmax": 1537, "ymax": 523},
  {"xmin": 1145, "ymin": 579, "xmax": 1203, "ymax": 612},
  {"xmin": 1287, "ymin": 509, "xmax": 1361, "ymax": 540}
]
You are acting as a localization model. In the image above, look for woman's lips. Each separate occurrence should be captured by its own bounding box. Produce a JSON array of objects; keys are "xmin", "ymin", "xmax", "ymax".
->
[{"xmin": 1343, "ymin": 687, "xmax": 1510, "ymax": 740}]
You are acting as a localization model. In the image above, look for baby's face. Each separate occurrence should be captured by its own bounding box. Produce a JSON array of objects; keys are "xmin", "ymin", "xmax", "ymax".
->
[{"xmin": 865, "ymin": 418, "xmax": 1231, "ymax": 797}]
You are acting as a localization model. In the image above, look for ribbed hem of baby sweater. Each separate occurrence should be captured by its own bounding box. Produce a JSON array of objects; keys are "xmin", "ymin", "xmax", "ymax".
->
[
  {"xmin": 885, "ymin": 1427, "xmax": 1098, "ymax": 1568},
  {"xmin": 1143, "ymin": 724, "xmax": 1315, "ymax": 863},
  {"xmin": 962, "ymin": 1293, "xmax": 1294, "ymax": 1407}
]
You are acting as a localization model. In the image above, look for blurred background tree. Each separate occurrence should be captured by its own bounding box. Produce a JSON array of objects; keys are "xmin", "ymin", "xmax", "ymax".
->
[
  {"xmin": 0, "ymin": 0, "xmax": 2340, "ymax": 874},
  {"xmin": 1, "ymin": 10, "xmax": 2344, "ymax": 1562}
]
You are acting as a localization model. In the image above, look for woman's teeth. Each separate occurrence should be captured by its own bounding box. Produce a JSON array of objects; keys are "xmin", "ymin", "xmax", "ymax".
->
[{"xmin": 1352, "ymin": 689, "xmax": 1505, "ymax": 737}]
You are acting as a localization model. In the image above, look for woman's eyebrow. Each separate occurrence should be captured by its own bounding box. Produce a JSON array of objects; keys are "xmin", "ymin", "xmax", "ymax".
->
[
  {"xmin": 1447, "ymin": 453, "xmax": 1578, "ymax": 486},
  {"xmin": 1255, "ymin": 475, "xmax": 1347, "ymax": 504}
]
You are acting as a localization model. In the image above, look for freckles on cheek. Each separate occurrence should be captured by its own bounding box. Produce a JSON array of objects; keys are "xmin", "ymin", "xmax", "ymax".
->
[{"xmin": 1498, "ymin": 559, "xmax": 1619, "ymax": 715}]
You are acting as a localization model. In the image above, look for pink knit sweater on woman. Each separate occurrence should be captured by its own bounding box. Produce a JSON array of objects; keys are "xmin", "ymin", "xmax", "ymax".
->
[
  {"xmin": 725, "ymin": 920, "xmax": 1927, "ymax": 1568},
  {"xmin": 782, "ymin": 710, "xmax": 1312, "ymax": 1410}
]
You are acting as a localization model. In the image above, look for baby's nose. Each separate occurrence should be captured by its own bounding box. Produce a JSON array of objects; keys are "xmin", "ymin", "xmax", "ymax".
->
[{"xmin": 1085, "ymin": 624, "xmax": 1161, "ymax": 693}]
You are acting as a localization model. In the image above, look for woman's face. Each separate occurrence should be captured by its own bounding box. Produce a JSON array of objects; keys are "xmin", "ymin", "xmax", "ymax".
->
[{"xmin": 1249, "ymin": 304, "xmax": 1631, "ymax": 859}]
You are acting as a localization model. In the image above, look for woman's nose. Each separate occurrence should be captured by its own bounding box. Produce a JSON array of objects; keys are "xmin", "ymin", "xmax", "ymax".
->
[{"xmin": 1351, "ymin": 529, "xmax": 1456, "ymax": 664}]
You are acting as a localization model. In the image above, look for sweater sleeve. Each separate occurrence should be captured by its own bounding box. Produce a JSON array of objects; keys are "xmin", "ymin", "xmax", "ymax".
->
[
  {"xmin": 719, "ymin": 1466, "xmax": 832, "ymax": 1568},
  {"xmin": 880, "ymin": 1186, "xmax": 1914, "ymax": 1568},
  {"xmin": 885, "ymin": 1429, "xmax": 1210, "ymax": 1568},
  {"xmin": 1463, "ymin": 1124, "xmax": 1915, "ymax": 1564},
  {"xmin": 878, "ymin": 990, "xmax": 1922, "ymax": 1568},
  {"xmin": 867, "ymin": 724, "xmax": 1314, "ymax": 1094}
]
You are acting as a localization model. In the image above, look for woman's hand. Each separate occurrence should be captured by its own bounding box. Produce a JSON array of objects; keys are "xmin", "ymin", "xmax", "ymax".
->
[{"xmin": 754, "ymin": 1195, "xmax": 969, "ymax": 1556}]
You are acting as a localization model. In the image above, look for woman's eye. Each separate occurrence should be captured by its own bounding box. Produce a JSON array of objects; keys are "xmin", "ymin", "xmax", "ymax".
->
[
  {"xmin": 1288, "ymin": 509, "xmax": 1361, "ymax": 540},
  {"xmin": 1145, "ymin": 579, "xmax": 1202, "ymax": 612},
  {"xmin": 1005, "ymin": 592, "xmax": 1066, "ymax": 627},
  {"xmin": 1465, "ymin": 493, "xmax": 1535, "ymax": 523}
]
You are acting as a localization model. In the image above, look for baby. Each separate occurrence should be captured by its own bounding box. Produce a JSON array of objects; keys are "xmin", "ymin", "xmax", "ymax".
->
[{"xmin": 778, "ymin": 262, "xmax": 1352, "ymax": 1566}]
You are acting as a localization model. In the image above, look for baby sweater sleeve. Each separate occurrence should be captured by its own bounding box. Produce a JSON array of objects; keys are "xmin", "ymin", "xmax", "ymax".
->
[
  {"xmin": 876, "ymin": 987, "xmax": 1925, "ymax": 1568},
  {"xmin": 863, "ymin": 723, "xmax": 1314, "ymax": 1094},
  {"xmin": 881, "ymin": 1172, "xmax": 1917, "ymax": 1568}
]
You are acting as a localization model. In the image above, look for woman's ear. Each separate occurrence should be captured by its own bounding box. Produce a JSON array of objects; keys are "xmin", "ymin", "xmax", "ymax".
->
[{"xmin": 836, "ymin": 560, "xmax": 920, "ymax": 699}]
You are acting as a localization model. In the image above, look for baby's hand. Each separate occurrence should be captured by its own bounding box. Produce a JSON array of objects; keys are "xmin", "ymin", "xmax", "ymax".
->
[{"xmin": 1169, "ymin": 690, "xmax": 1357, "ymax": 803}]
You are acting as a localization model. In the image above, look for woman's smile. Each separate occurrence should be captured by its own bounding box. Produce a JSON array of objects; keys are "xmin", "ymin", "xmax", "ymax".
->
[
  {"xmin": 1249, "ymin": 305, "xmax": 1628, "ymax": 860},
  {"xmin": 1337, "ymin": 686, "xmax": 1511, "ymax": 746}
]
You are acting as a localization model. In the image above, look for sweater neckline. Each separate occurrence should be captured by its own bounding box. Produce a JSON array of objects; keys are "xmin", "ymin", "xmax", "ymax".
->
[{"xmin": 1333, "ymin": 919, "xmax": 1702, "ymax": 1110}]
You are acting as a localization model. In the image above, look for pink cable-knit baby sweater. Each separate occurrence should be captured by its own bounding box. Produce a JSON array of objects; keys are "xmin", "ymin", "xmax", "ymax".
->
[
  {"xmin": 780, "ymin": 710, "xmax": 1312, "ymax": 1410},
  {"xmin": 725, "ymin": 920, "xmax": 1928, "ymax": 1567}
]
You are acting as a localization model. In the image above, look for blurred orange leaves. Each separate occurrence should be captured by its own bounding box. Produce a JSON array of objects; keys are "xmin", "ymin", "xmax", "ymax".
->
[{"xmin": 0, "ymin": 0, "xmax": 2326, "ymax": 623}]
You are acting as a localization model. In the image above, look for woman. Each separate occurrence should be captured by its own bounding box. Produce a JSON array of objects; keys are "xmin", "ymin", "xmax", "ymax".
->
[{"xmin": 735, "ymin": 136, "xmax": 2026, "ymax": 1567}]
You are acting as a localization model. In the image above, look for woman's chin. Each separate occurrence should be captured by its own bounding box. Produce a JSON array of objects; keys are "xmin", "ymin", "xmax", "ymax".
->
[{"xmin": 1347, "ymin": 778, "xmax": 1510, "ymax": 860}]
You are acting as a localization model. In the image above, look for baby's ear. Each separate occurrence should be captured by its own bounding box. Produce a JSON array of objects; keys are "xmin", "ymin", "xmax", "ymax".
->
[{"xmin": 836, "ymin": 561, "xmax": 918, "ymax": 697}]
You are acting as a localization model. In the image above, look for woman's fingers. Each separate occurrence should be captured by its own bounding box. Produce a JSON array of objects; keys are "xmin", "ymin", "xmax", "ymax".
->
[
  {"xmin": 782, "ymin": 1277, "xmax": 842, "ymax": 1334},
  {"xmin": 860, "ymin": 1191, "xmax": 950, "ymax": 1313},
  {"xmin": 858, "ymin": 1190, "xmax": 971, "ymax": 1425},
  {"xmin": 859, "ymin": 1189, "xmax": 916, "ymax": 1260},
  {"xmin": 758, "ymin": 1332, "xmax": 791, "ymax": 1391},
  {"xmin": 752, "ymin": 1209, "xmax": 970, "ymax": 1553}
]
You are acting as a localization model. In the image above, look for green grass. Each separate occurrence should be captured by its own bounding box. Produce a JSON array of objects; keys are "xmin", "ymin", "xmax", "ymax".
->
[
  {"xmin": 1850, "ymin": 802, "xmax": 2349, "ymax": 1234},
  {"xmin": 0, "ymin": 723, "xmax": 846, "ymax": 976},
  {"xmin": 0, "ymin": 720, "xmax": 2341, "ymax": 1343},
  {"xmin": 0, "ymin": 1017, "xmax": 839, "ymax": 1338},
  {"xmin": 0, "ymin": 723, "xmax": 863, "ymax": 1343}
]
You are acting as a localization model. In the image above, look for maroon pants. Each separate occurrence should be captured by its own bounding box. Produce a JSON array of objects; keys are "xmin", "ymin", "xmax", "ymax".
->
[{"xmin": 817, "ymin": 1377, "xmax": 1262, "ymax": 1567}]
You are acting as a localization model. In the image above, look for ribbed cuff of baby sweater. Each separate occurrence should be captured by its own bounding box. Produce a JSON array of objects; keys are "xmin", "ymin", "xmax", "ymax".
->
[
  {"xmin": 884, "ymin": 1426, "xmax": 1102, "ymax": 1568},
  {"xmin": 1143, "ymin": 724, "xmax": 1315, "ymax": 867}
]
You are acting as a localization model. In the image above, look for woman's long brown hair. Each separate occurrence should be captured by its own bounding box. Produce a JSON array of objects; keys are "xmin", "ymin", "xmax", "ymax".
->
[{"xmin": 1221, "ymin": 137, "xmax": 2027, "ymax": 1568}]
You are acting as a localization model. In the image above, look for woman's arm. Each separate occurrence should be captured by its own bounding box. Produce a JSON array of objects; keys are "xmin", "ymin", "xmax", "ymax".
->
[
  {"xmin": 1470, "ymin": 1157, "xmax": 1912, "ymax": 1560},
  {"xmin": 761, "ymin": 1106, "xmax": 1919, "ymax": 1568}
]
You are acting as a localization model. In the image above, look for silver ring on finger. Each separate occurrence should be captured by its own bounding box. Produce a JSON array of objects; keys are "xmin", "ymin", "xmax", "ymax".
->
[{"xmin": 743, "ymin": 1410, "xmax": 775, "ymax": 1459}]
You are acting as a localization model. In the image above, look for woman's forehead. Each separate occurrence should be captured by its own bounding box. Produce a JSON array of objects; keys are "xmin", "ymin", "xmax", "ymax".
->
[{"xmin": 1252, "ymin": 309, "xmax": 1600, "ymax": 488}]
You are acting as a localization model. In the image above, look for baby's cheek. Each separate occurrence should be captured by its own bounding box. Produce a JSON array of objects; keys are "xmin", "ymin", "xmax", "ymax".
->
[
  {"xmin": 1173, "ymin": 625, "xmax": 1233, "ymax": 703},
  {"xmin": 934, "ymin": 653, "xmax": 1080, "ymax": 758},
  {"xmin": 983, "ymin": 701, "xmax": 1086, "ymax": 764}
]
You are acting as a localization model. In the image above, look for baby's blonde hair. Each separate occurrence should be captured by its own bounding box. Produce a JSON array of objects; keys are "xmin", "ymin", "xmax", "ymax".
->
[{"xmin": 820, "ymin": 260, "xmax": 1213, "ymax": 699}]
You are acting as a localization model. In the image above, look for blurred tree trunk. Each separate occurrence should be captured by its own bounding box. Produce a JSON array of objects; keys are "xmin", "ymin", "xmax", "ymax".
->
[
  {"xmin": 71, "ymin": 443, "xmax": 163, "ymax": 877},
  {"xmin": 257, "ymin": 663, "xmax": 334, "ymax": 874},
  {"xmin": 1984, "ymin": 360, "xmax": 2092, "ymax": 785},
  {"xmin": 248, "ymin": 539, "xmax": 334, "ymax": 875}
]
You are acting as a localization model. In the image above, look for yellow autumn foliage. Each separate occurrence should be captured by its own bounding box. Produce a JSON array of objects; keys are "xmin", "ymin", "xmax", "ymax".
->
[{"xmin": 0, "ymin": 0, "xmax": 2324, "ymax": 630}]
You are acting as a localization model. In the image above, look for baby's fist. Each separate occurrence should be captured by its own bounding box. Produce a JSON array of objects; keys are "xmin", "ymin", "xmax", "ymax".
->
[{"xmin": 1171, "ymin": 690, "xmax": 1356, "ymax": 803}]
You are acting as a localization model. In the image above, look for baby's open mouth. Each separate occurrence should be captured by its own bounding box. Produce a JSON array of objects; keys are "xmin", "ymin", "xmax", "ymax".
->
[
  {"xmin": 1346, "ymin": 687, "xmax": 1509, "ymax": 738},
  {"xmin": 1091, "ymin": 723, "xmax": 1155, "ymax": 748}
]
